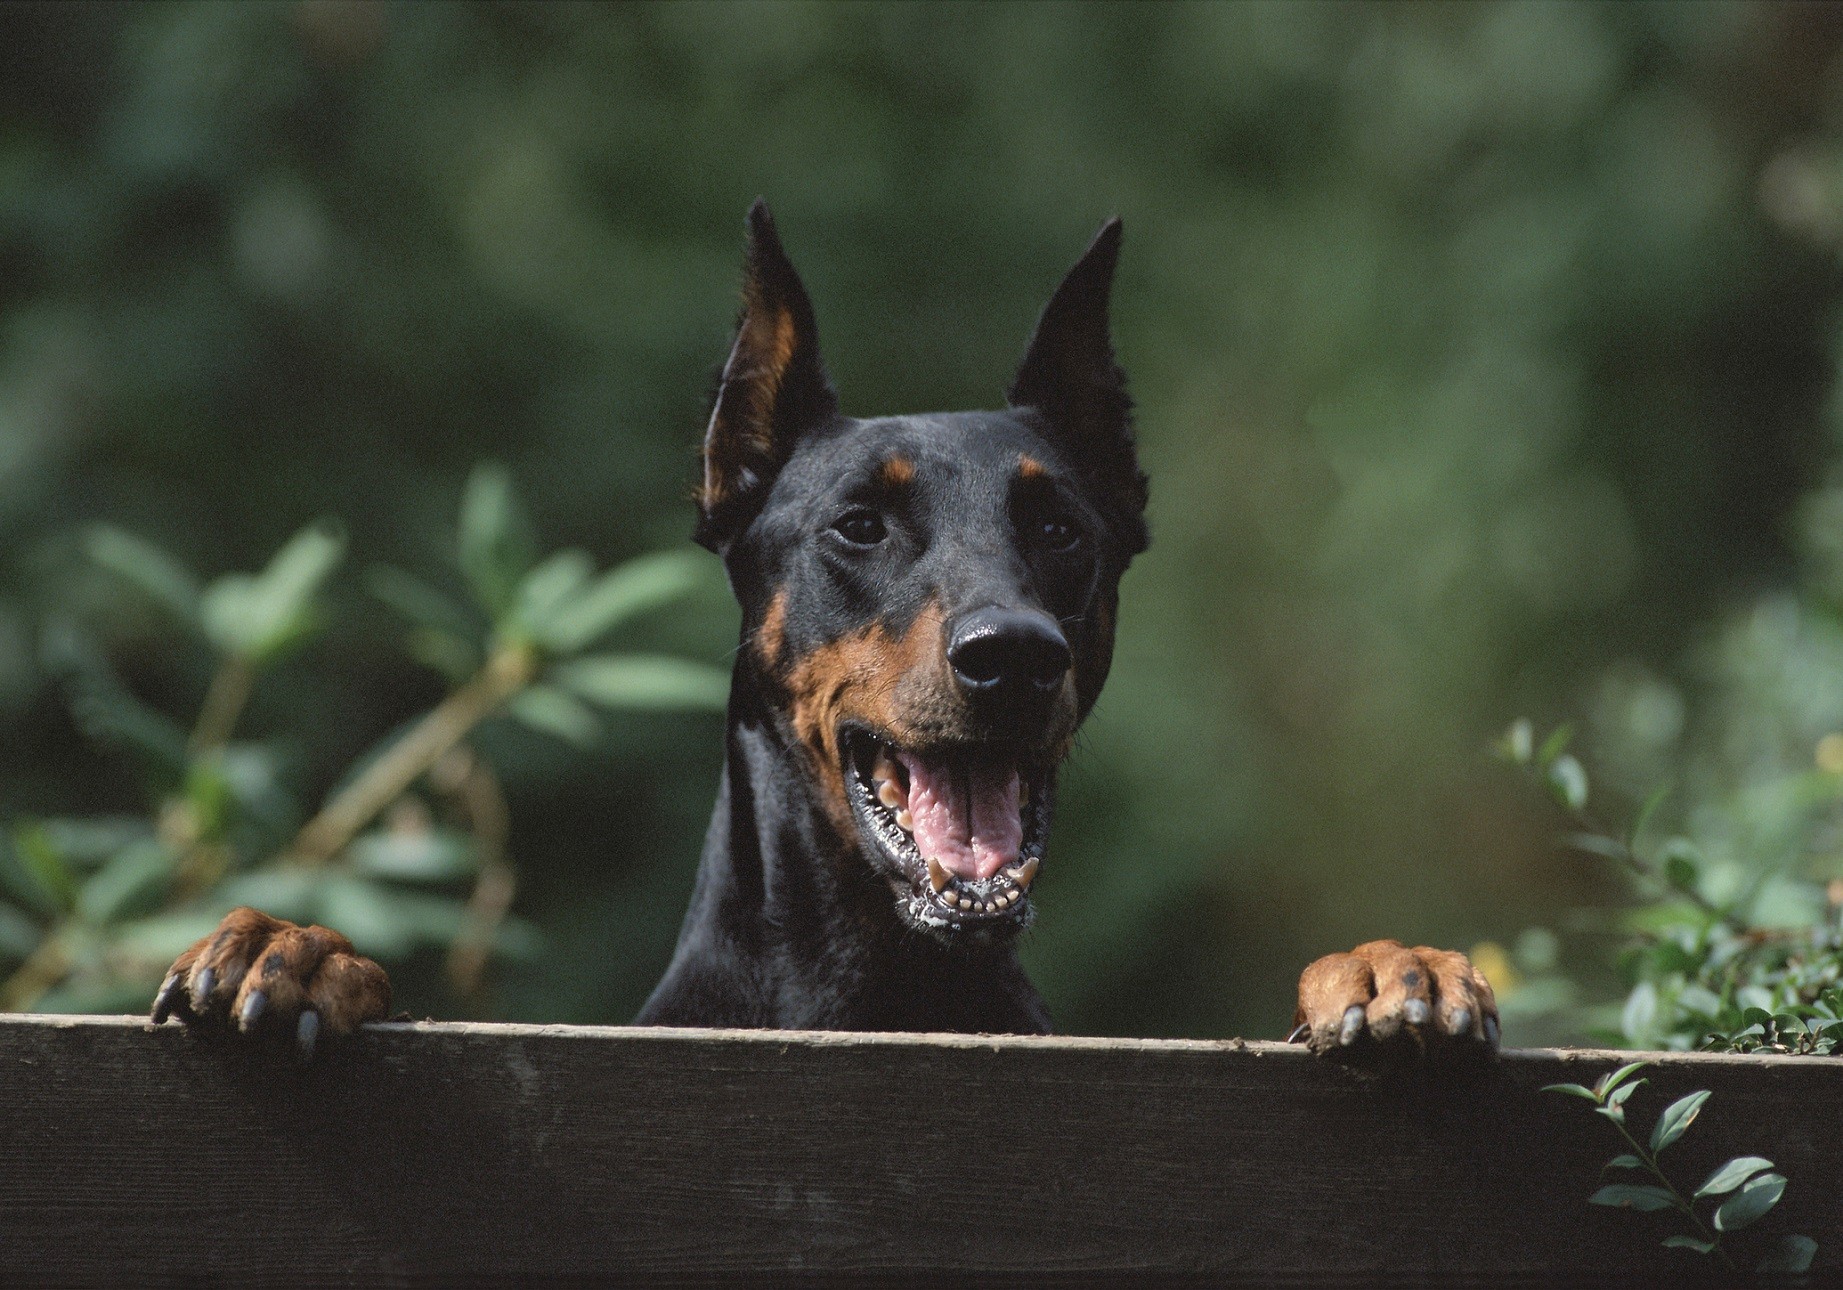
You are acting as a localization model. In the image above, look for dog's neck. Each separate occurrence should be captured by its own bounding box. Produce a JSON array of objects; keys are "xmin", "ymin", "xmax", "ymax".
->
[{"xmin": 635, "ymin": 682, "xmax": 1052, "ymax": 1034}]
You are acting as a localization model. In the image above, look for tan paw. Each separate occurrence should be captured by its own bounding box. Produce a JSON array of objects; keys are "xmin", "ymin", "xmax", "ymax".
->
[
  {"xmin": 150, "ymin": 907, "xmax": 391, "ymax": 1058},
  {"xmin": 1293, "ymin": 939, "xmax": 1499, "ymax": 1059}
]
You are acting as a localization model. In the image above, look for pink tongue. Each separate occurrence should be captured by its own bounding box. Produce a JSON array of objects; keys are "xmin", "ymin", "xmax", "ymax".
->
[{"xmin": 898, "ymin": 753, "xmax": 1021, "ymax": 882}]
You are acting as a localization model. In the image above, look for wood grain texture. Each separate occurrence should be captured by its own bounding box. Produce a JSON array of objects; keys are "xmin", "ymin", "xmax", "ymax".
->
[{"xmin": 1, "ymin": 1014, "xmax": 1839, "ymax": 1283}]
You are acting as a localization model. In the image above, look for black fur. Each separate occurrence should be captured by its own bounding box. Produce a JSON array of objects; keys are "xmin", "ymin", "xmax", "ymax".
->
[{"xmin": 638, "ymin": 203, "xmax": 1146, "ymax": 1033}]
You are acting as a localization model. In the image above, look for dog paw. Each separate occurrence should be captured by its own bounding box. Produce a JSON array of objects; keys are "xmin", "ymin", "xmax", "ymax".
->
[
  {"xmin": 1293, "ymin": 939, "xmax": 1499, "ymax": 1061},
  {"xmin": 150, "ymin": 907, "xmax": 391, "ymax": 1058}
]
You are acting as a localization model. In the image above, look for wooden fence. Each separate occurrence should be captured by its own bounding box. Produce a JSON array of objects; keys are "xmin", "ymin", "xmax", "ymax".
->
[{"xmin": 1, "ymin": 1013, "xmax": 1838, "ymax": 1282}]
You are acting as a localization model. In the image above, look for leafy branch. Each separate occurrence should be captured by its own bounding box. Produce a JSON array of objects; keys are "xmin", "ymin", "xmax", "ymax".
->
[
  {"xmin": 1499, "ymin": 720, "xmax": 1737, "ymax": 931},
  {"xmin": 1544, "ymin": 1063, "xmax": 1815, "ymax": 1275},
  {"xmin": 0, "ymin": 463, "xmax": 725, "ymax": 1014}
]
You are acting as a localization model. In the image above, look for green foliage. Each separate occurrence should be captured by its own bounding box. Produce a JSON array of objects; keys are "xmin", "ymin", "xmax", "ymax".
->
[
  {"xmin": 1502, "ymin": 722, "xmax": 1843, "ymax": 1055},
  {"xmin": 0, "ymin": 466, "xmax": 720, "ymax": 1015},
  {"xmin": 1543, "ymin": 1065, "xmax": 1815, "ymax": 1274}
]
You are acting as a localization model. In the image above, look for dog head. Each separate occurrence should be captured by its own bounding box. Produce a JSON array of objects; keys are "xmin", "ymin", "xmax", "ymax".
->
[{"xmin": 698, "ymin": 201, "xmax": 1147, "ymax": 942}]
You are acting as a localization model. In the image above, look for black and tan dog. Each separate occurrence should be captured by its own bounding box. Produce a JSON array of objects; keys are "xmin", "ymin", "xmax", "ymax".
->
[{"xmin": 150, "ymin": 203, "xmax": 1498, "ymax": 1058}]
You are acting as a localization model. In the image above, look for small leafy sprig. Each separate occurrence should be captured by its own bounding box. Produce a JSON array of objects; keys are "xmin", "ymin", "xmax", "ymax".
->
[{"xmin": 1544, "ymin": 1063, "xmax": 1815, "ymax": 1275}]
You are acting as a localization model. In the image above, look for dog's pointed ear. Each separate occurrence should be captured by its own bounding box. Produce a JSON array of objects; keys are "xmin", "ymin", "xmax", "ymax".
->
[
  {"xmin": 1008, "ymin": 218, "xmax": 1148, "ymax": 555},
  {"xmin": 697, "ymin": 200, "xmax": 839, "ymax": 552}
]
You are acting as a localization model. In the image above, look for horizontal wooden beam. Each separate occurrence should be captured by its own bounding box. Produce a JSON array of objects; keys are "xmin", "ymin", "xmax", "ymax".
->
[{"xmin": 1, "ymin": 1014, "xmax": 1837, "ymax": 1281}]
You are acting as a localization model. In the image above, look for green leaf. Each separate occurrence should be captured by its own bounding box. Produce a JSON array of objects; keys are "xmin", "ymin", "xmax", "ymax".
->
[
  {"xmin": 1547, "ymin": 754, "xmax": 1588, "ymax": 811},
  {"xmin": 1661, "ymin": 841, "xmax": 1699, "ymax": 894},
  {"xmin": 30, "ymin": 817, "xmax": 155, "ymax": 870},
  {"xmin": 365, "ymin": 565, "xmax": 480, "ymax": 640},
  {"xmin": 201, "ymin": 520, "xmax": 346, "ymax": 662},
  {"xmin": 1604, "ymin": 1154, "xmax": 1647, "ymax": 1171},
  {"xmin": 318, "ymin": 877, "xmax": 474, "ymax": 959},
  {"xmin": 1606, "ymin": 1078, "xmax": 1646, "ymax": 1108},
  {"xmin": 213, "ymin": 869, "xmax": 321, "ymax": 924},
  {"xmin": 1621, "ymin": 982, "xmax": 1658, "ymax": 1044},
  {"xmin": 1537, "ymin": 723, "xmax": 1573, "ymax": 765},
  {"xmin": 1629, "ymin": 783, "xmax": 1671, "ymax": 847},
  {"xmin": 347, "ymin": 829, "xmax": 478, "ymax": 884},
  {"xmin": 112, "ymin": 909, "xmax": 226, "ymax": 963},
  {"xmin": 1542, "ymin": 1082, "xmax": 1599, "ymax": 1101},
  {"xmin": 508, "ymin": 684, "xmax": 602, "ymax": 747},
  {"xmin": 1660, "ymin": 1235, "xmax": 1714, "ymax": 1254},
  {"xmin": 508, "ymin": 548, "xmax": 595, "ymax": 638},
  {"xmin": 1694, "ymin": 1156, "xmax": 1773, "ymax": 1199},
  {"xmin": 405, "ymin": 627, "xmax": 482, "ymax": 683},
  {"xmin": 537, "ymin": 550, "xmax": 710, "ymax": 653},
  {"xmin": 12, "ymin": 824, "xmax": 79, "ymax": 913},
  {"xmin": 84, "ymin": 526, "xmax": 203, "ymax": 626},
  {"xmin": 457, "ymin": 463, "xmax": 536, "ymax": 617},
  {"xmin": 1597, "ymin": 1061, "xmax": 1650, "ymax": 1098},
  {"xmin": 1757, "ymin": 1235, "xmax": 1817, "ymax": 1274},
  {"xmin": 75, "ymin": 840, "xmax": 176, "ymax": 925},
  {"xmin": 1588, "ymin": 1184, "xmax": 1677, "ymax": 1212},
  {"xmin": 1714, "ymin": 1172, "xmax": 1785, "ymax": 1232},
  {"xmin": 555, "ymin": 654, "xmax": 730, "ymax": 712},
  {"xmin": 1499, "ymin": 718, "xmax": 1533, "ymax": 764},
  {"xmin": 1650, "ymin": 1090, "xmax": 1710, "ymax": 1153},
  {"xmin": 1595, "ymin": 1103, "xmax": 1627, "ymax": 1125}
]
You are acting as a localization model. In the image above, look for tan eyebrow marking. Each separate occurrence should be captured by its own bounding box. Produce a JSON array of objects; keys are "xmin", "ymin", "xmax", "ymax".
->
[
  {"xmin": 1017, "ymin": 454, "xmax": 1049, "ymax": 480},
  {"xmin": 877, "ymin": 456, "xmax": 916, "ymax": 487}
]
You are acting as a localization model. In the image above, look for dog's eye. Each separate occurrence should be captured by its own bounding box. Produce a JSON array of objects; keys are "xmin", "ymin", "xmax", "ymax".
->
[
  {"xmin": 831, "ymin": 508, "xmax": 888, "ymax": 547},
  {"xmin": 1037, "ymin": 515, "xmax": 1080, "ymax": 552}
]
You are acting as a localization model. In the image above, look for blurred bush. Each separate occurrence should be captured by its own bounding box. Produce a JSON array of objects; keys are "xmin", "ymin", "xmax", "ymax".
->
[
  {"xmin": 1, "ymin": 1, "xmax": 1841, "ymax": 1036},
  {"xmin": 0, "ymin": 464, "xmax": 724, "ymax": 1014}
]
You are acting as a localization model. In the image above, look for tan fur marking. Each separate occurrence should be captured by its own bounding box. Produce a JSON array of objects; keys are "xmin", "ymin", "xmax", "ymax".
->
[
  {"xmin": 878, "ymin": 456, "xmax": 916, "ymax": 488},
  {"xmin": 1017, "ymin": 454, "xmax": 1049, "ymax": 480},
  {"xmin": 783, "ymin": 601, "xmax": 949, "ymax": 833},
  {"xmin": 756, "ymin": 590, "xmax": 787, "ymax": 667},
  {"xmin": 699, "ymin": 296, "xmax": 802, "ymax": 514}
]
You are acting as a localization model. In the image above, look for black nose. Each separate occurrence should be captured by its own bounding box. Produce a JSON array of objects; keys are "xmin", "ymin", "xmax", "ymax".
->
[{"xmin": 947, "ymin": 608, "xmax": 1072, "ymax": 698}]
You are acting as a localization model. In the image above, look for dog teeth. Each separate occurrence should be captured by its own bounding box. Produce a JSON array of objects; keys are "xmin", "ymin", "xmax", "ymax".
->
[
  {"xmin": 895, "ymin": 808, "xmax": 913, "ymax": 832},
  {"xmin": 927, "ymin": 858, "xmax": 950, "ymax": 893},
  {"xmin": 1004, "ymin": 858, "xmax": 1039, "ymax": 891},
  {"xmin": 877, "ymin": 780, "xmax": 904, "ymax": 809},
  {"xmin": 873, "ymin": 752, "xmax": 901, "ymax": 783}
]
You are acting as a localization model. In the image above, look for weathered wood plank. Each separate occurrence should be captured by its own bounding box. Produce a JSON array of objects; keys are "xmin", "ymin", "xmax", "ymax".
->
[{"xmin": 0, "ymin": 1014, "xmax": 1837, "ymax": 1282}]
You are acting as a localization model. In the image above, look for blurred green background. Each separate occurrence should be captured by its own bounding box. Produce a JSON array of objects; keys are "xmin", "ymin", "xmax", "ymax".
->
[{"xmin": 5, "ymin": 0, "xmax": 1843, "ymax": 1041}]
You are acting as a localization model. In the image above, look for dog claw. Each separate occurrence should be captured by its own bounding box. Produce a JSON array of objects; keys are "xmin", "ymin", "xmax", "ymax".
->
[
  {"xmin": 1448, "ymin": 1008, "xmax": 1471, "ymax": 1038},
  {"xmin": 238, "ymin": 989, "xmax": 267, "ymax": 1032},
  {"xmin": 1483, "ymin": 1014, "xmax": 1499, "ymax": 1047},
  {"xmin": 189, "ymin": 966, "xmax": 216, "ymax": 1013},
  {"xmin": 152, "ymin": 973, "xmax": 183, "ymax": 1024},
  {"xmin": 927, "ymin": 857, "xmax": 950, "ymax": 893},
  {"xmin": 296, "ymin": 1010, "xmax": 320, "ymax": 1060},
  {"xmin": 1402, "ymin": 998, "xmax": 1429, "ymax": 1026},
  {"xmin": 1338, "ymin": 1004, "xmax": 1365, "ymax": 1046},
  {"xmin": 1286, "ymin": 1022, "xmax": 1308, "ymax": 1044}
]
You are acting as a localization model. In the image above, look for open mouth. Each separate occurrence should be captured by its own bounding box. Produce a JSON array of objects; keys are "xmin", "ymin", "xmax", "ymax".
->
[{"xmin": 843, "ymin": 728, "xmax": 1053, "ymax": 931}]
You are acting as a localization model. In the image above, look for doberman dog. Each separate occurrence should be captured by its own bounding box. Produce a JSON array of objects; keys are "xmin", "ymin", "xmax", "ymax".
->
[{"xmin": 150, "ymin": 203, "xmax": 1498, "ymax": 1058}]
